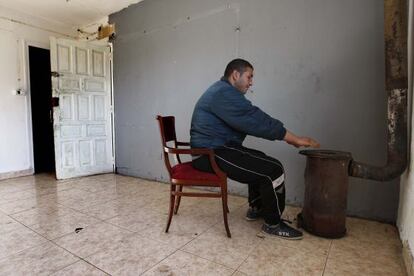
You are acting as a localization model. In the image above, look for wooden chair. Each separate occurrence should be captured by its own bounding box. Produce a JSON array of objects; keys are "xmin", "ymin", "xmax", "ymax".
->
[{"xmin": 156, "ymin": 115, "xmax": 231, "ymax": 238}]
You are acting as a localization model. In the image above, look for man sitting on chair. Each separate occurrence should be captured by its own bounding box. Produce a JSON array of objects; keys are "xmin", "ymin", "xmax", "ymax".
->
[{"xmin": 190, "ymin": 58, "xmax": 320, "ymax": 240}]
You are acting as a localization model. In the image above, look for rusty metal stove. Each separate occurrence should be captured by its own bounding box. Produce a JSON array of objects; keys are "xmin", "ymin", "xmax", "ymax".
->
[{"xmin": 298, "ymin": 150, "xmax": 352, "ymax": 238}]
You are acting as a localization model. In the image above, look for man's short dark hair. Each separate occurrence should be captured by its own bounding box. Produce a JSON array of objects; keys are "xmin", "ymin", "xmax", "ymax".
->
[{"xmin": 224, "ymin": 58, "xmax": 253, "ymax": 78}]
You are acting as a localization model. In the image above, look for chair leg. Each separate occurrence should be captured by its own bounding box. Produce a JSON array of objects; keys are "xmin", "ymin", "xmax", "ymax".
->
[
  {"xmin": 174, "ymin": 185, "xmax": 183, "ymax": 214},
  {"xmin": 165, "ymin": 184, "xmax": 176, "ymax": 233},
  {"xmin": 221, "ymin": 187, "xmax": 231, "ymax": 238}
]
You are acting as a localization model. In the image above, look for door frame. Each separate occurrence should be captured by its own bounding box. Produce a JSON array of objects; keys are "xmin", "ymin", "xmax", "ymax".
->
[
  {"xmin": 109, "ymin": 43, "xmax": 116, "ymax": 172},
  {"xmin": 25, "ymin": 39, "xmax": 50, "ymax": 175}
]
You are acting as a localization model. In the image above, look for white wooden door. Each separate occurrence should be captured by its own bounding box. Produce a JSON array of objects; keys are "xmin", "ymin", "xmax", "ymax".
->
[{"xmin": 50, "ymin": 37, "xmax": 114, "ymax": 179}]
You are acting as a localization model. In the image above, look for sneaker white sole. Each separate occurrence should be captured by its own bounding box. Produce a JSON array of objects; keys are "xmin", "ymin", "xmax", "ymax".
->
[{"xmin": 257, "ymin": 230, "xmax": 303, "ymax": 240}]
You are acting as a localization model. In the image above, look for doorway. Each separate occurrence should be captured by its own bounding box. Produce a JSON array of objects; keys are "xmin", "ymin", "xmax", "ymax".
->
[{"xmin": 29, "ymin": 46, "xmax": 55, "ymax": 173}]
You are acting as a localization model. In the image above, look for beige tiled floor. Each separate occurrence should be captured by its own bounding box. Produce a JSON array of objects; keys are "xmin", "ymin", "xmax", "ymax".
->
[{"xmin": 0, "ymin": 173, "xmax": 406, "ymax": 275}]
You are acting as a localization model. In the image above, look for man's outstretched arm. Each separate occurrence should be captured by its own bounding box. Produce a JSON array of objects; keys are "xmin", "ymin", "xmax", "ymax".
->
[{"xmin": 283, "ymin": 130, "xmax": 320, "ymax": 148}]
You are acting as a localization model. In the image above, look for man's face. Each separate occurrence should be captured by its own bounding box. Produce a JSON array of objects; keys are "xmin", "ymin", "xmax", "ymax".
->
[{"xmin": 233, "ymin": 67, "xmax": 253, "ymax": 94}]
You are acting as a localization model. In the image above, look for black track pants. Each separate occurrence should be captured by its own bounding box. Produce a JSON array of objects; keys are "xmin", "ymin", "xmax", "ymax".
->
[{"xmin": 192, "ymin": 144, "xmax": 285, "ymax": 225}]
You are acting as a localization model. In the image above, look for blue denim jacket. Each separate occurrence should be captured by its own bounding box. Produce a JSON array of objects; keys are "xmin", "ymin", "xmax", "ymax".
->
[{"xmin": 190, "ymin": 78, "xmax": 286, "ymax": 149}]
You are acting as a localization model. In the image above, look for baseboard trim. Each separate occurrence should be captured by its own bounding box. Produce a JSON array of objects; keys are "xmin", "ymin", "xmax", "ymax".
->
[
  {"xmin": 0, "ymin": 169, "xmax": 34, "ymax": 181},
  {"xmin": 403, "ymin": 241, "xmax": 414, "ymax": 276}
]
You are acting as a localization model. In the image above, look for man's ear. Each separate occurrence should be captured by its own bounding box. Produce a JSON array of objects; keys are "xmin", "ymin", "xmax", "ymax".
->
[{"xmin": 231, "ymin": 70, "xmax": 240, "ymax": 81}]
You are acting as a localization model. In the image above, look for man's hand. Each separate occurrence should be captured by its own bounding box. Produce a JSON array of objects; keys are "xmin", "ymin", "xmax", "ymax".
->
[
  {"xmin": 293, "ymin": 137, "xmax": 320, "ymax": 148},
  {"xmin": 283, "ymin": 131, "xmax": 320, "ymax": 148}
]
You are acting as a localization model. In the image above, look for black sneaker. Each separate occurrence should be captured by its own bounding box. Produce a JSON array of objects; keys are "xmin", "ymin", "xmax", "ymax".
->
[
  {"xmin": 260, "ymin": 221, "xmax": 303, "ymax": 240},
  {"xmin": 245, "ymin": 206, "xmax": 262, "ymax": 221}
]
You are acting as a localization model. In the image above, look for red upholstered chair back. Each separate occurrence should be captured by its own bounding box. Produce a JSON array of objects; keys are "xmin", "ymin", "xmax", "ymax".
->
[
  {"xmin": 156, "ymin": 115, "xmax": 177, "ymax": 177},
  {"xmin": 157, "ymin": 116, "xmax": 177, "ymax": 145}
]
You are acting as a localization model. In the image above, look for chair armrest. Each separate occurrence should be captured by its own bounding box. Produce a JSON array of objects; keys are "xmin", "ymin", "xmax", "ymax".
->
[
  {"xmin": 163, "ymin": 146, "xmax": 226, "ymax": 179},
  {"xmin": 176, "ymin": 141, "xmax": 190, "ymax": 147},
  {"xmin": 164, "ymin": 146, "xmax": 210, "ymax": 155}
]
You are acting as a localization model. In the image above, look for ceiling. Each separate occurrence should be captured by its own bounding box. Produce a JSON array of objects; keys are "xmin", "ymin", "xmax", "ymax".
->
[{"xmin": 0, "ymin": 0, "xmax": 143, "ymax": 30}]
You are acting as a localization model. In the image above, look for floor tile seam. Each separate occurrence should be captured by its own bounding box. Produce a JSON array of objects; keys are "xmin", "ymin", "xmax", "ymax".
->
[
  {"xmin": 123, "ymin": 230, "xmax": 171, "ymax": 246},
  {"xmin": 57, "ymin": 202, "xmax": 101, "ymax": 214},
  {"xmin": 334, "ymin": 239, "xmax": 403, "ymax": 250},
  {"xmin": 106, "ymin": 221, "xmax": 201, "ymax": 247},
  {"xmin": 58, "ymin": 196, "xmax": 119, "ymax": 212},
  {"xmin": 0, "ymin": 194, "xmax": 41, "ymax": 205},
  {"xmin": 230, "ymin": 270, "xmax": 242, "ymax": 276},
  {"xmin": 0, "ymin": 192, "xmax": 58, "ymax": 206},
  {"xmin": 98, "ymin": 218, "xmax": 144, "ymax": 234},
  {"xmin": 63, "ymin": 205, "xmax": 112, "ymax": 222},
  {"xmin": 60, "ymin": 200, "xmax": 126, "ymax": 218},
  {"xmin": 0, "ymin": 240, "xmax": 51, "ymax": 262},
  {"xmin": 137, "ymin": 246, "xmax": 182, "ymax": 275},
  {"xmin": 47, "ymin": 260, "xmax": 89, "ymax": 276},
  {"xmin": 48, "ymin": 220, "xmax": 134, "ymax": 243},
  {"xmin": 94, "ymin": 188, "xmax": 143, "ymax": 198},
  {"xmin": 100, "ymin": 211, "xmax": 168, "ymax": 225},
  {"xmin": 262, "ymin": 240, "xmax": 331, "ymax": 259},
  {"xmin": 52, "ymin": 202, "xmax": 75, "ymax": 212},
  {"xmin": 179, "ymin": 246, "xmax": 245, "ymax": 271},
  {"xmin": 77, "ymin": 258, "xmax": 112, "ymax": 275},
  {"xmin": 169, "ymin": 210, "xmax": 224, "ymax": 222},
  {"xmin": 0, "ymin": 215, "xmax": 29, "ymax": 231},
  {"xmin": 0, "ymin": 200, "xmax": 63, "ymax": 215},
  {"xmin": 79, "ymin": 194, "xmax": 141, "ymax": 205},
  {"xmin": 175, "ymin": 248, "xmax": 238, "ymax": 273},
  {"xmin": 25, "ymin": 216, "xmax": 104, "ymax": 240},
  {"xmin": 75, "ymin": 187, "xmax": 113, "ymax": 194},
  {"xmin": 48, "ymin": 239, "xmax": 112, "ymax": 275},
  {"xmin": 174, "ymin": 214, "xmax": 224, "ymax": 247},
  {"xmin": 327, "ymin": 251, "xmax": 405, "ymax": 263},
  {"xmin": 0, "ymin": 185, "xmax": 79, "ymax": 204},
  {"xmin": 231, "ymin": 238, "xmax": 266, "ymax": 275},
  {"xmin": 50, "ymin": 233, "xmax": 113, "ymax": 260},
  {"xmin": 16, "ymin": 208, "xmax": 96, "ymax": 227},
  {"xmin": 40, "ymin": 256, "xmax": 83, "ymax": 275},
  {"xmin": 5, "ymin": 210, "xmax": 66, "ymax": 235},
  {"xmin": 322, "ymin": 240, "xmax": 333, "ymax": 275},
  {"xmin": 118, "ymin": 214, "xmax": 222, "ymax": 248},
  {"xmin": 124, "ymin": 202, "xmax": 171, "ymax": 215},
  {"xmin": 2, "ymin": 206, "xmax": 50, "ymax": 216},
  {"xmin": 55, "ymin": 194, "xmax": 112, "ymax": 204},
  {"xmin": 330, "ymin": 239, "xmax": 403, "ymax": 253},
  {"xmin": 22, "ymin": 217, "xmax": 79, "ymax": 241},
  {"xmin": 101, "ymin": 190, "xmax": 144, "ymax": 200}
]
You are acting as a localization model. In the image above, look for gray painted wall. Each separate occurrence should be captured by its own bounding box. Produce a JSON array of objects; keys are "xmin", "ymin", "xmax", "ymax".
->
[{"xmin": 110, "ymin": 0, "xmax": 399, "ymax": 222}]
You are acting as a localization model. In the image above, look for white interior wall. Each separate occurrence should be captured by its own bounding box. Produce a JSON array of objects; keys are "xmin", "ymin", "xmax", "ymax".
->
[
  {"xmin": 0, "ymin": 7, "xmax": 75, "ymax": 178},
  {"xmin": 397, "ymin": 0, "xmax": 414, "ymax": 272}
]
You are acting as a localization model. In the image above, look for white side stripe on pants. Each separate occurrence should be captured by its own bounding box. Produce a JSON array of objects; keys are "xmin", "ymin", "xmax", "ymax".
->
[
  {"xmin": 215, "ymin": 154, "xmax": 282, "ymax": 216},
  {"xmin": 223, "ymin": 146, "xmax": 285, "ymax": 173},
  {"xmin": 273, "ymin": 174, "xmax": 285, "ymax": 189}
]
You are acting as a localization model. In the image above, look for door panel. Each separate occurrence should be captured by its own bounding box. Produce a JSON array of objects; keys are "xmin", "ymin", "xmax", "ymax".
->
[{"xmin": 50, "ymin": 37, "xmax": 114, "ymax": 179}]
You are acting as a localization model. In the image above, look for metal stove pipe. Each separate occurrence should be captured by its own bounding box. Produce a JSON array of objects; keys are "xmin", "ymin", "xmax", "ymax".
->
[{"xmin": 349, "ymin": 0, "xmax": 408, "ymax": 181}]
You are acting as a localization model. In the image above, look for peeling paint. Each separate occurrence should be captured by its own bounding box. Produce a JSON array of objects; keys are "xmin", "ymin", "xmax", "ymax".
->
[{"xmin": 350, "ymin": 0, "xmax": 408, "ymax": 181}]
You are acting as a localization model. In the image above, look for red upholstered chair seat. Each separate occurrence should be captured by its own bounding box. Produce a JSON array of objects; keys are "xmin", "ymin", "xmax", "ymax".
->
[{"xmin": 172, "ymin": 162, "xmax": 220, "ymax": 181}]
